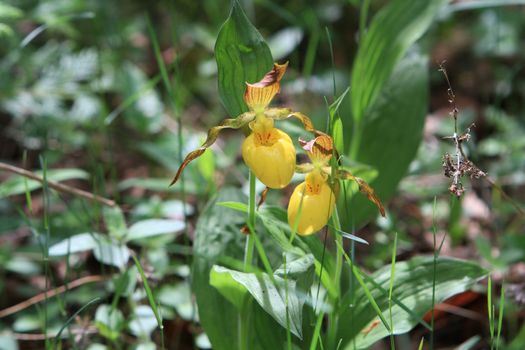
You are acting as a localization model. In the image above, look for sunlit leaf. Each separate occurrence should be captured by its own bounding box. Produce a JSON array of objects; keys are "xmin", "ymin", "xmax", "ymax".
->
[
  {"xmin": 126, "ymin": 219, "xmax": 185, "ymax": 242},
  {"xmin": 345, "ymin": 53, "xmax": 428, "ymax": 228},
  {"xmin": 211, "ymin": 265, "xmax": 305, "ymax": 339},
  {"xmin": 350, "ymin": 0, "xmax": 447, "ymax": 122},
  {"xmin": 49, "ymin": 233, "xmax": 104, "ymax": 256},
  {"xmin": 337, "ymin": 256, "xmax": 488, "ymax": 349},
  {"xmin": 215, "ymin": 0, "xmax": 273, "ymax": 117}
]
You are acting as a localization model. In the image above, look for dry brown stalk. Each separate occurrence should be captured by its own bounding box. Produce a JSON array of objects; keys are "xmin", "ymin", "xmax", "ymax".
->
[
  {"xmin": 0, "ymin": 275, "xmax": 108, "ymax": 318},
  {"xmin": 0, "ymin": 162, "xmax": 116, "ymax": 207}
]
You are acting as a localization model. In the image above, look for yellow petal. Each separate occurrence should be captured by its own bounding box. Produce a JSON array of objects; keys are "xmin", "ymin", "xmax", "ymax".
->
[
  {"xmin": 287, "ymin": 179, "xmax": 335, "ymax": 236},
  {"xmin": 242, "ymin": 127, "xmax": 295, "ymax": 189},
  {"xmin": 244, "ymin": 62, "xmax": 288, "ymax": 112}
]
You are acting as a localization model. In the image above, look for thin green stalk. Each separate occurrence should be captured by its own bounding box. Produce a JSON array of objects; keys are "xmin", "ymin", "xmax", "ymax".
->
[
  {"xmin": 496, "ymin": 284, "xmax": 505, "ymax": 350},
  {"xmin": 328, "ymin": 197, "xmax": 342, "ymax": 349},
  {"xmin": 132, "ymin": 256, "xmax": 165, "ymax": 350},
  {"xmin": 40, "ymin": 156, "xmax": 50, "ymax": 349},
  {"xmin": 336, "ymin": 240, "xmax": 391, "ymax": 333},
  {"xmin": 244, "ymin": 172, "xmax": 257, "ymax": 271},
  {"xmin": 54, "ymin": 297, "xmax": 100, "ymax": 347},
  {"xmin": 240, "ymin": 171, "xmax": 257, "ymax": 350},
  {"xmin": 309, "ymin": 311, "xmax": 325, "ymax": 350},
  {"xmin": 488, "ymin": 275, "xmax": 494, "ymax": 349},
  {"xmin": 284, "ymin": 255, "xmax": 292, "ymax": 350},
  {"xmin": 388, "ymin": 233, "xmax": 398, "ymax": 350}
]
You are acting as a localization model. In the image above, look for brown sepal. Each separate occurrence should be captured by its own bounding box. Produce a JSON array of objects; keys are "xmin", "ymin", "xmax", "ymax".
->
[{"xmin": 169, "ymin": 112, "xmax": 255, "ymax": 186}]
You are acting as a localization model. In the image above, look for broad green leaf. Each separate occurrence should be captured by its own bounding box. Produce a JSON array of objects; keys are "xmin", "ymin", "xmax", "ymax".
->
[
  {"xmin": 337, "ymin": 256, "xmax": 488, "ymax": 349},
  {"xmin": 93, "ymin": 240, "xmax": 129, "ymax": 269},
  {"xmin": 350, "ymin": 0, "xmax": 447, "ymax": 122},
  {"xmin": 49, "ymin": 232, "xmax": 104, "ymax": 256},
  {"xmin": 95, "ymin": 304, "xmax": 125, "ymax": 341},
  {"xmin": 128, "ymin": 305, "xmax": 158, "ymax": 338},
  {"xmin": 215, "ymin": 0, "xmax": 273, "ymax": 117},
  {"xmin": 192, "ymin": 188, "xmax": 247, "ymax": 350},
  {"xmin": 0, "ymin": 3, "xmax": 23, "ymax": 19},
  {"xmin": 344, "ymin": 53, "xmax": 429, "ymax": 228},
  {"xmin": 158, "ymin": 282, "xmax": 196, "ymax": 321},
  {"xmin": 103, "ymin": 206, "xmax": 127, "ymax": 239},
  {"xmin": 192, "ymin": 188, "xmax": 289, "ymax": 350},
  {"xmin": 0, "ymin": 168, "xmax": 88, "ymax": 198},
  {"xmin": 5, "ymin": 255, "xmax": 40, "ymax": 275},
  {"xmin": 211, "ymin": 265, "xmax": 304, "ymax": 339},
  {"xmin": 126, "ymin": 219, "xmax": 185, "ymax": 242},
  {"xmin": 0, "ymin": 334, "xmax": 18, "ymax": 350},
  {"xmin": 209, "ymin": 266, "xmax": 247, "ymax": 309}
]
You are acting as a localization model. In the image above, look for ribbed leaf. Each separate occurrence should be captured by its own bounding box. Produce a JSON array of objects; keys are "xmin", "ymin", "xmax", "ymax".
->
[
  {"xmin": 350, "ymin": 0, "xmax": 447, "ymax": 122},
  {"xmin": 338, "ymin": 256, "xmax": 488, "ymax": 349},
  {"xmin": 344, "ymin": 53, "xmax": 428, "ymax": 228},
  {"xmin": 192, "ymin": 188, "xmax": 290, "ymax": 350},
  {"xmin": 211, "ymin": 265, "xmax": 305, "ymax": 339},
  {"xmin": 215, "ymin": 0, "xmax": 273, "ymax": 117}
]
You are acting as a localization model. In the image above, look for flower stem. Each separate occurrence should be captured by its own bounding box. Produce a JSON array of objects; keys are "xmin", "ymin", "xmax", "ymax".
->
[
  {"xmin": 240, "ymin": 171, "xmax": 257, "ymax": 350},
  {"xmin": 328, "ymin": 208, "xmax": 344, "ymax": 348},
  {"xmin": 244, "ymin": 171, "xmax": 257, "ymax": 271}
]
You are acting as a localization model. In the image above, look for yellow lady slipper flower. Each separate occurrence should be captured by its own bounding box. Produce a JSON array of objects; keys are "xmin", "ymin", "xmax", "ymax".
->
[
  {"xmin": 242, "ymin": 116, "xmax": 295, "ymax": 189},
  {"xmin": 240, "ymin": 63, "xmax": 296, "ymax": 188},
  {"xmin": 287, "ymin": 169, "xmax": 335, "ymax": 236},
  {"xmin": 170, "ymin": 63, "xmax": 315, "ymax": 190},
  {"xmin": 287, "ymin": 134, "xmax": 385, "ymax": 236}
]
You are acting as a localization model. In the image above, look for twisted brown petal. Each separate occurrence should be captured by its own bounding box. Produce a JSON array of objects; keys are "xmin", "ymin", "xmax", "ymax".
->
[
  {"xmin": 265, "ymin": 108, "xmax": 317, "ymax": 134},
  {"xmin": 299, "ymin": 134, "xmax": 333, "ymax": 164},
  {"xmin": 169, "ymin": 112, "xmax": 255, "ymax": 186},
  {"xmin": 334, "ymin": 168, "xmax": 386, "ymax": 217}
]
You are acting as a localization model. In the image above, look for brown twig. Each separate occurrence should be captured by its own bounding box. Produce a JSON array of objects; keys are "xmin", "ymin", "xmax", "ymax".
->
[
  {"xmin": 11, "ymin": 326, "xmax": 98, "ymax": 341},
  {"xmin": 0, "ymin": 275, "xmax": 108, "ymax": 318},
  {"xmin": 0, "ymin": 162, "xmax": 116, "ymax": 207}
]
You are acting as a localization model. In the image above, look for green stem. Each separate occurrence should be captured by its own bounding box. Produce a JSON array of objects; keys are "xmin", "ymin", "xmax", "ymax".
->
[
  {"xmin": 328, "ymin": 208, "xmax": 343, "ymax": 348},
  {"xmin": 244, "ymin": 171, "xmax": 256, "ymax": 271},
  {"xmin": 240, "ymin": 171, "xmax": 257, "ymax": 350}
]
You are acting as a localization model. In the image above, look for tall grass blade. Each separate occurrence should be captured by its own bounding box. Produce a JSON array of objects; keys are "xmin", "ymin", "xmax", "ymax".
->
[
  {"xmin": 388, "ymin": 232, "xmax": 397, "ymax": 349},
  {"xmin": 132, "ymin": 255, "xmax": 165, "ymax": 349}
]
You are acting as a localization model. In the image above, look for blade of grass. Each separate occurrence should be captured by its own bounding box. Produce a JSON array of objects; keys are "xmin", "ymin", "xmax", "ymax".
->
[
  {"xmin": 132, "ymin": 255, "xmax": 165, "ymax": 350},
  {"xmin": 431, "ymin": 196, "xmax": 447, "ymax": 350},
  {"xmin": 53, "ymin": 297, "xmax": 100, "ymax": 347},
  {"xmin": 496, "ymin": 284, "xmax": 505, "ymax": 350},
  {"xmin": 418, "ymin": 337, "xmax": 424, "ymax": 350},
  {"xmin": 240, "ymin": 171, "xmax": 257, "ymax": 350},
  {"xmin": 488, "ymin": 275, "xmax": 494, "ymax": 349},
  {"xmin": 40, "ymin": 156, "xmax": 50, "ymax": 349},
  {"xmin": 335, "ymin": 240, "xmax": 391, "ymax": 333},
  {"xmin": 309, "ymin": 310, "xmax": 325, "ymax": 350},
  {"xmin": 388, "ymin": 232, "xmax": 397, "ymax": 349},
  {"xmin": 283, "ymin": 255, "xmax": 292, "ymax": 350}
]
